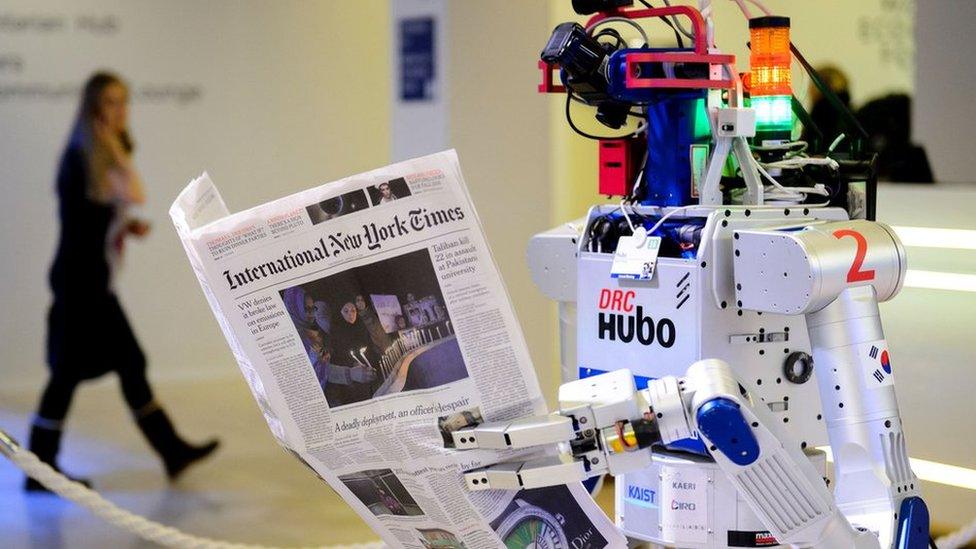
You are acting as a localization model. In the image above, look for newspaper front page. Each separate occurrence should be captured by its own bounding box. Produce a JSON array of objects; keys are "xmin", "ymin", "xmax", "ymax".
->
[{"xmin": 170, "ymin": 150, "xmax": 625, "ymax": 549}]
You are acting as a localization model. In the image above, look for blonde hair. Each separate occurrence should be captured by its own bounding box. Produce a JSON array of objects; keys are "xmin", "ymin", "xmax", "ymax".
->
[{"xmin": 69, "ymin": 71, "xmax": 134, "ymax": 203}]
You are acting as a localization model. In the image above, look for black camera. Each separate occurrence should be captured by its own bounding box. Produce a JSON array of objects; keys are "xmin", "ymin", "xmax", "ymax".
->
[
  {"xmin": 542, "ymin": 22, "xmax": 609, "ymax": 102},
  {"xmin": 542, "ymin": 22, "xmax": 631, "ymax": 128}
]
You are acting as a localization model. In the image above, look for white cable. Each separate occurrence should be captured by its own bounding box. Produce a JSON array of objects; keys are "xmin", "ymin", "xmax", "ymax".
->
[
  {"xmin": 827, "ymin": 133, "xmax": 846, "ymax": 154},
  {"xmin": 698, "ymin": 0, "xmax": 715, "ymax": 48},
  {"xmin": 743, "ymin": 0, "xmax": 773, "ymax": 16},
  {"xmin": 730, "ymin": 0, "xmax": 753, "ymax": 19},
  {"xmin": 628, "ymin": 150, "xmax": 649, "ymax": 199},
  {"xmin": 729, "ymin": 0, "xmax": 774, "ymax": 19},
  {"xmin": 0, "ymin": 431, "xmax": 384, "ymax": 549},
  {"xmin": 661, "ymin": 0, "xmax": 696, "ymax": 40},
  {"xmin": 763, "ymin": 156, "xmax": 839, "ymax": 171},
  {"xmin": 748, "ymin": 152, "xmax": 829, "ymax": 202},
  {"xmin": 648, "ymin": 206, "xmax": 694, "ymax": 235},
  {"xmin": 619, "ymin": 200, "xmax": 637, "ymax": 232},
  {"xmin": 746, "ymin": 139, "xmax": 833, "ymax": 200},
  {"xmin": 586, "ymin": 17, "xmax": 650, "ymax": 46},
  {"xmin": 751, "ymin": 140, "xmax": 808, "ymax": 153},
  {"xmin": 750, "ymin": 154, "xmax": 789, "ymax": 193}
]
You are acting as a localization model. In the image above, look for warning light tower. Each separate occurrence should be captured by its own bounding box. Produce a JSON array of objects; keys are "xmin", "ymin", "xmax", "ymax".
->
[{"xmin": 749, "ymin": 16, "xmax": 793, "ymax": 142}]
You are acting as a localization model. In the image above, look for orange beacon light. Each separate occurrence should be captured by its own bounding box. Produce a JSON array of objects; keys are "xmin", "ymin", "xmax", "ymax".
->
[{"xmin": 749, "ymin": 16, "xmax": 792, "ymax": 140}]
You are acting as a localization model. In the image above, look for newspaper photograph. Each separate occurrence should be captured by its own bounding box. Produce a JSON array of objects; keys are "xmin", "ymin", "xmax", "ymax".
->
[{"xmin": 169, "ymin": 150, "xmax": 625, "ymax": 549}]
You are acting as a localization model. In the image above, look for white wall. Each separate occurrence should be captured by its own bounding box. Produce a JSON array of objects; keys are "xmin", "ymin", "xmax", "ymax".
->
[
  {"xmin": 390, "ymin": 1, "xmax": 558, "ymax": 402},
  {"xmin": 0, "ymin": 1, "xmax": 391, "ymax": 389},
  {"xmin": 446, "ymin": 2, "xmax": 557, "ymax": 402},
  {"xmin": 0, "ymin": 1, "xmax": 558, "ymax": 404},
  {"xmin": 914, "ymin": 0, "xmax": 976, "ymax": 183}
]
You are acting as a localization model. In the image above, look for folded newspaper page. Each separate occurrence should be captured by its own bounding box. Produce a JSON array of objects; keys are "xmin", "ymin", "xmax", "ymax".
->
[{"xmin": 170, "ymin": 150, "xmax": 626, "ymax": 549}]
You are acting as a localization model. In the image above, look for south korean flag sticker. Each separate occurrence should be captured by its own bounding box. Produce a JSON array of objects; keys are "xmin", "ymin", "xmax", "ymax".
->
[{"xmin": 863, "ymin": 340, "xmax": 894, "ymax": 387}]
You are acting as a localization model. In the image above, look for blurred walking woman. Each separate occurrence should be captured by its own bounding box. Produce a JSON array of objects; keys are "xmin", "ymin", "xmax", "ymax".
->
[{"xmin": 26, "ymin": 72, "xmax": 218, "ymax": 491}]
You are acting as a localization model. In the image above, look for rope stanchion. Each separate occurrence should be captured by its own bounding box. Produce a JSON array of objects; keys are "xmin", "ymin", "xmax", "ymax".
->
[{"xmin": 0, "ymin": 429, "xmax": 384, "ymax": 549}]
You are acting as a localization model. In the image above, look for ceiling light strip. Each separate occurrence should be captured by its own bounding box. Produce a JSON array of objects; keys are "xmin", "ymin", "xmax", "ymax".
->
[
  {"xmin": 819, "ymin": 447, "xmax": 976, "ymax": 490},
  {"xmin": 903, "ymin": 270, "xmax": 976, "ymax": 293},
  {"xmin": 891, "ymin": 226, "xmax": 976, "ymax": 251}
]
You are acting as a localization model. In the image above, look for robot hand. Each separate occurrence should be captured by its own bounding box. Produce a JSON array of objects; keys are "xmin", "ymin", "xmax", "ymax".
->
[
  {"xmin": 451, "ymin": 365, "xmax": 702, "ymax": 491},
  {"xmin": 454, "ymin": 361, "xmax": 880, "ymax": 548},
  {"xmin": 450, "ymin": 367, "xmax": 663, "ymax": 490}
]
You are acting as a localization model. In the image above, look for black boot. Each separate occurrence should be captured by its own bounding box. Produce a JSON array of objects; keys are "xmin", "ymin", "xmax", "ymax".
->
[
  {"xmin": 135, "ymin": 406, "xmax": 219, "ymax": 480},
  {"xmin": 24, "ymin": 422, "xmax": 92, "ymax": 492}
]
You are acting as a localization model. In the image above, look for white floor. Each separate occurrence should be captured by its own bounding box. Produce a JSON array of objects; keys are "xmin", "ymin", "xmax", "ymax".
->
[
  {"xmin": 2, "ymin": 366, "xmax": 967, "ymax": 548},
  {"xmin": 0, "ymin": 374, "xmax": 378, "ymax": 549}
]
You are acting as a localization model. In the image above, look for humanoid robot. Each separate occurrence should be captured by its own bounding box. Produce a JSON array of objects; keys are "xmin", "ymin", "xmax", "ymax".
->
[{"xmin": 452, "ymin": 2, "xmax": 930, "ymax": 548}]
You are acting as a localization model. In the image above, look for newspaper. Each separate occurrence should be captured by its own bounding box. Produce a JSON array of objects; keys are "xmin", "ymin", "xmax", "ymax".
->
[{"xmin": 170, "ymin": 150, "xmax": 626, "ymax": 549}]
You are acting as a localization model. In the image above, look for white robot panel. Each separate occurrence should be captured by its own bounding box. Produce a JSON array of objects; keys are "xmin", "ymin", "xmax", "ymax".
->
[
  {"xmin": 574, "ymin": 205, "xmax": 839, "ymax": 450},
  {"xmin": 615, "ymin": 450, "xmax": 828, "ymax": 548}
]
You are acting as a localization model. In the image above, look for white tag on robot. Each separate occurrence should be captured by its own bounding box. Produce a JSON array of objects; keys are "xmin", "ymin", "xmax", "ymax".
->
[
  {"xmin": 660, "ymin": 465, "xmax": 709, "ymax": 544},
  {"xmin": 610, "ymin": 227, "xmax": 661, "ymax": 280}
]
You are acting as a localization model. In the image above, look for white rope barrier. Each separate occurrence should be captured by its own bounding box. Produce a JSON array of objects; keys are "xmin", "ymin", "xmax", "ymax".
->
[
  {"xmin": 936, "ymin": 517, "xmax": 976, "ymax": 549},
  {"xmin": 0, "ymin": 429, "xmax": 384, "ymax": 549}
]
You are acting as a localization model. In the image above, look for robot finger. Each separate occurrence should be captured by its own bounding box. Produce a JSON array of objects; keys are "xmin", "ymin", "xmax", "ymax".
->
[
  {"xmin": 451, "ymin": 414, "xmax": 576, "ymax": 450},
  {"xmin": 462, "ymin": 455, "xmax": 588, "ymax": 491}
]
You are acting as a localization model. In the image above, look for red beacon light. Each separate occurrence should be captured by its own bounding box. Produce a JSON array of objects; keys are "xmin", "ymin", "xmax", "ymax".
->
[{"xmin": 749, "ymin": 16, "xmax": 793, "ymax": 141}]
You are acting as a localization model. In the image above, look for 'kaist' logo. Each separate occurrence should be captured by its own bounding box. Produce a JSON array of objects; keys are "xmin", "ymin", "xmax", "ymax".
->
[
  {"xmin": 624, "ymin": 485, "xmax": 657, "ymax": 509},
  {"xmin": 597, "ymin": 289, "xmax": 676, "ymax": 348}
]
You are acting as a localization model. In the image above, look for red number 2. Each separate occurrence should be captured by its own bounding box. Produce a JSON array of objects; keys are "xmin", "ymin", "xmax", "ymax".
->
[{"xmin": 833, "ymin": 229, "xmax": 875, "ymax": 283}]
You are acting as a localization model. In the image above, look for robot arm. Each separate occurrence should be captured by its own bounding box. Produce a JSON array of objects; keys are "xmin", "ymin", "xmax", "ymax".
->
[
  {"xmin": 732, "ymin": 219, "xmax": 929, "ymax": 549},
  {"xmin": 687, "ymin": 360, "xmax": 878, "ymax": 549},
  {"xmin": 455, "ymin": 361, "xmax": 878, "ymax": 548}
]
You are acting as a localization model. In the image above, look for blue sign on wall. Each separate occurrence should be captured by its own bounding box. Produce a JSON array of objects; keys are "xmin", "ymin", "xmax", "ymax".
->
[{"xmin": 399, "ymin": 17, "xmax": 435, "ymax": 101}]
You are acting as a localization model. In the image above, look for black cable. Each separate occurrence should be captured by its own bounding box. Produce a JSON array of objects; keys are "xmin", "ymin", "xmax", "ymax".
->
[
  {"xmin": 594, "ymin": 27, "xmax": 625, "ymax": 50},
  {"xmin": 929, "ymin": 536, "xmax": 938, "ymax": 549},
  {"xmin": 565, "ymin": 93, "xmax": 644, "ymax": 140},
  {"xmin": 565, "ymin": 93, "xmax": 609, "ymax": 140},
  {"xmin": 626, "ymin": 153, "xmax": 648, "ymax": 203},
  {"xmin": 790, "ymin": 42, "xmax": 868, "ymax": 143},
  {"xmin": 636, "ymin": 0, "xmax": 684, "ymax": 48},
  {"xmin": 567, "ymin": 94, "xmax": 644, "ymax": 117},
  {"xmin": 586, "ymin": 207, "xmax": 627, "ymax": 252}
]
